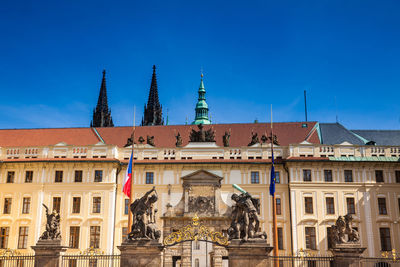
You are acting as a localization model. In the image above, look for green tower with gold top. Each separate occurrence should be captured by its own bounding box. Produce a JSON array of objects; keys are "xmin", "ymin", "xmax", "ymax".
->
[{"xmin": 192, "ymin": 73, "xmax": 211, "ymax": 125}]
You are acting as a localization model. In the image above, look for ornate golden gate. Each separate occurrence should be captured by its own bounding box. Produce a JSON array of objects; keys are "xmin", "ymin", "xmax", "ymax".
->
[{"xmin": 163, "ymin": 214, "xmax": 228, "ymax": 247}]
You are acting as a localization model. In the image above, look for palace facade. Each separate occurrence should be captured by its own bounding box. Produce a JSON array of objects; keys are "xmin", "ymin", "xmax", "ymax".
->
[
  {"xmin": 0, "ymin": 68, "xmax": 399, "ymax": 264},
  {"xmin": 0, "ymin": 122, "xmax": 399, "ymax": 259}
]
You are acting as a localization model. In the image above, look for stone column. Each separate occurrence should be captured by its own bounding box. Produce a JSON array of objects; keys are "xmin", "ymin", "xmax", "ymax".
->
[
  {"xmin": 118, "ymin": 239, "xmax": 164, "ymax": 267},
  {"xmin": 210, "ymin": 245, "xmax": 224, "ymax": 267},
  {"xmin": 181, "ymin": 241, "xmax": 192, "ymax": 267},
  {"xmin": 31, "ymin": 240, "xmax": 67, "ymax": 267},
  {"xmin": 163, "ymin": 248, "xmax": 174, "ymax": 267},
  {"xmin": 227, "ymin": 239, "xmax": 273, "ymax": 267},
  {"xmin": 331, "ymin": 245, "xmax": 366, "ymax": 267}
]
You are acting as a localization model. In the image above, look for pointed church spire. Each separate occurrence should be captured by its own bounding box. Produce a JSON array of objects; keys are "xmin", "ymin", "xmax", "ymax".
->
[
  {"xmin": 90, "ymin": 70, "xmax": 114, "ymax": 127},
  {"xmin": 141, "ymin": 65, "xmax": 164, "ymax": 126},
  {"xmin": 192, "ymin": 73, "xmax": 211, "ymax": 125}
]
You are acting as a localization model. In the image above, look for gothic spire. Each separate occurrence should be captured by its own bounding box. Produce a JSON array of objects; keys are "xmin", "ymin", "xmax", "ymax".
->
[
  {"xmin": 90, "ymin": 70, "xmax": 114, "ymax": 127},
  {"xmin": 192, "ymin": 73, "xmax": 211, "ymax": 125},
  {"xmin": 141, "ymin": 65, "xmax": 164, "ymax": 126}
]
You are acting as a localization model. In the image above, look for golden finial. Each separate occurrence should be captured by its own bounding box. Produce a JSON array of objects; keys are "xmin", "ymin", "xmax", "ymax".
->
[{"xmin": 192, "ymin": 213, "xmax": 199, "ymax": 225}]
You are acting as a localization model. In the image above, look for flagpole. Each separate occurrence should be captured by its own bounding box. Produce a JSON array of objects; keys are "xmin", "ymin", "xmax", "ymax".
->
[
  {"xmin": 271, "ymin": 105, "xmax": 279, "ymax": 266},
  {"xmin": 128, "ymin": 106, "xmax": 136, "ymax": 231}
]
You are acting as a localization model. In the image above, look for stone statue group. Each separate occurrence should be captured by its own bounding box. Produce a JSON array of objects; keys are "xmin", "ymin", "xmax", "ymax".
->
[
  {"xmin": 128, "ymin": 186, "xmax": 161, "ymax": 241},
  {"xmin": 37, "ymin": 185, "xmax": 360, "ymax": 247},
  {"xmin": 39, "ymin": 204, "xmax": 61, "ymax": 240},
  {"xmin": 329, "ymin": 214, "xmax": 360, "ymax": 246},
  {"xmin": 227, "ymin": 192, "xmax": 267, "ymax": 241}
]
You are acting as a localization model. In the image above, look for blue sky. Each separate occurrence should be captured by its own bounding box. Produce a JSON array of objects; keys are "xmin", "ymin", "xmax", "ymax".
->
[{"xmin": 0, "ymin": 0, "xmax": 399, "ymax": 129}]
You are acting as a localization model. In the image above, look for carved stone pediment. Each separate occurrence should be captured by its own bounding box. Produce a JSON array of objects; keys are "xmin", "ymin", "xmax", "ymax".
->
[
  {"xmin": 181, "ymin": 170, "xmax": 223, "ymax": 188},
  {"xmin": 163, "ymin": 169, "xmax": 229, "ymax": 217}
]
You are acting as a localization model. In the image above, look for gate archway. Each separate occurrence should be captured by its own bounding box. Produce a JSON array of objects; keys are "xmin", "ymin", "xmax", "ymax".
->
[
  {"xmin": 163, "ymin": 215, "xmax": 229, "ymax": 267},
  {"xmin": 161, "ymin": 170, "xmax": 231, "ymax": 267}
]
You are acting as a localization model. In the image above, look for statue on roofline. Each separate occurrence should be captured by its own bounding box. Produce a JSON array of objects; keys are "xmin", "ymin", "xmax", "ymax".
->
[
  {"xmin": 248, "ymin": 131, "xmax": 259, "ymax": 146},
  {"xmin": 175, "ymin": 132, "xmax": 183, "ymax": 147},
  {"xmin": 147, "ymin": 135, "xmax": 155, "ymax": 146},
  {"xmin": 223, "ymin": 130, "xmax": 231, "ymax": 147},
  {"xmin": 189, "ymin": 124, "xmax": 215, "ymax": 142}
]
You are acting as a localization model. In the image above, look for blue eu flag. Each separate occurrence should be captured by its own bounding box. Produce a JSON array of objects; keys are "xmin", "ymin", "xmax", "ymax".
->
[{"xmin": 269, "ymin": 149, "xmax": 275, "ymax": 196}]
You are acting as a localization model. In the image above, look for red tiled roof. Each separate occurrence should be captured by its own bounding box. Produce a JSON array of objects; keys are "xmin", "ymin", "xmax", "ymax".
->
[
  {"xmin": 0, "ymin": 122, "xmax": 320, "ymax": 148},
  {"xmin": 0, "ymin": 128, "xmax": 100, "ymax": 147},
  {"xmin": 305, "ymin": 126, "xmax": 320, "ymax": 144},
  {"xmin": 96, "ymin": 122, "xmax": 320, "ymax": 147}
]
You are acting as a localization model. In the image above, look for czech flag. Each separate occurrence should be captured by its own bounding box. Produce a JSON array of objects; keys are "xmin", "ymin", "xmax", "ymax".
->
[
  {"xmin": 269, "ymin": 149, "xmax": 275, "ymax": 196},
  {"xmin": 123, "ymin": 152, "xmax": 133, "ymax": 197}
]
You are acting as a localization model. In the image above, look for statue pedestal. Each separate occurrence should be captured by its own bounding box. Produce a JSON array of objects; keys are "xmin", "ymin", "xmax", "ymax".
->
[
  {"xmin": 31, "ymin": 239, "xmax": 67, "ymax": 267},
  {"xmin": 227, "ymin": 239, "xmax": 273, "ymax": 267},
  {"xmin": 118, "ymin": 239, "xmax": 164, "ymax": 267},
  {"xmin": 331, "ymin": 244, "xmax": 366, "ymax": 267}
]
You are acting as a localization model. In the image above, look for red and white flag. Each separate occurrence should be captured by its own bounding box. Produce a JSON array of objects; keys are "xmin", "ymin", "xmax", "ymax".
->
[{"xmin": 123, "ymin": 152, "xmax": 133, "ymax": 197}]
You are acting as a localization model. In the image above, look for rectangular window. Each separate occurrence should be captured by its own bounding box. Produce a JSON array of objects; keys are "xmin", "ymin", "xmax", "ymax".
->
[
  {"xmin": 344, "ymin": 170, "xmax": 353, "ymax": 182},
  {"xmin": 194, "ymin": 240, "xmax": 200, "ymax": 250},
  {"xmin": 69, "ymin": 226, "xmax": 80, "ymax": 249},
  {"xmin": 304, "ymin": 197, "xmax": 313, "ymax": 214},
  {"xmin": 327, "ymin": 227, "xmax": 333, "ymax": 249},
  {"xmin": 326, "ymin": 197, "xmax": 335, "ymax": 214},
  {"xmin": 378, "ymin": 198, "xmax": 387, "ymax": 215},
  {"xmin": 305, "ymin": 227, "xmax": 316, "ymax": 250},
  {"xmin": 375, "ymin": 170, "xmax": 384, "ymax": 183},
  {"xmin": 6, "ymin": 171, "xmax": 15, "ymax": 183},
  {"xmin": 396, "ymin": 171, "xmax": 400, "ymax": 183},
  {"xmin": 398, "ymin": 198, "xmax": 400, "ymax": 213},
  {"xmin": 379, "ymin": 228, "xmax": 392, "ymax": 251},
  {"xmin": 92, "ymin": 197, "xmax": 101, "ymax": 213},
  {"xmin": 72, "ymin": 197, "xmax": 81, "ymax": 214},
  {"xmin": 275, "ymin": 172, "xmax": 280, "ymax": 184},
  {"xmin": 277, "ymin": 227, "xmax": 283, "ymax": 250},
  {"xmin": 124, "ymin": 199, "xmax": 129, "ymax": 215},
  {"xmin": 25, "ymin": 171, "xmax": 33, "ymax": 183},
  {"xmin": 90, "ymin": 226, "xmax": 100, "ymax": 248},
  {"xmin": 303, "ymin": 169, "xmax": 312, "ymax": 182},
  {"xmin": 324, "ymin": 170, "xmax": 333, "ymax": 182},
  {"xmin": 17, "ymin": 226, "xmax": 29, "ymax": 249},
  {"xmin": 346, "ymin": 198, "xmax": 356, "ymax": 215},
  {"xmin": 74, "ymin": 170, "xmax": 83, "ymax": 183},
  {"xmin": 22, "ymin": 197, "xmax": 31, "ymax": 214},
  {"xmin": 251, "ymin": 171, "xmax": 260, "ymax": 184},
  {"xmin": 94, "ymin": 170, "xmax": 103, "ymax": 182},
  {"xmin": 3, "ymin": 198, "xmax": 12, "ymax": 214},
  {"xmin": 0, "ymin": 227, "xmax": 9, "ymax": 249},
  {"xmin": 276, "ymin": 198, "xmax": 282, "ymax": 215},
  {"xmin": 53, "ymin": 197, "xmax": 61, "ymax": 213},
  {"xmin": 55, "ymin": 171, "xmax": 63, "ymax": 183},
  {"xmin": 122, "ymin": 227, "xmax": 128, "ymax": 241},
  {"xmin": 145, "ymin": 172, "xmax": 154, "ymax": 184}
]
